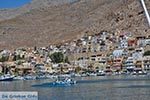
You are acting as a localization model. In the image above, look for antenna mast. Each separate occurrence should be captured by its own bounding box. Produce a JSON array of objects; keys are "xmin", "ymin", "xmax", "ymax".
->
[{"xmin": 140, "ymin": 0, "xmax": 150, "ymax": 27}]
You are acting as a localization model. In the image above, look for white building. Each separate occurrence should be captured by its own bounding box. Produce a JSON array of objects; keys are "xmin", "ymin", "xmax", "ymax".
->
[{"xmin": 113, "ymin": 49, "xmax": 124, "ymax": 58}]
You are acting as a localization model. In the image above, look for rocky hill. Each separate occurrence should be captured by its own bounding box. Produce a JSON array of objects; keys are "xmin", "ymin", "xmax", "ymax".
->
[{"xmin": 0, "ymin": 0, "xmax": 150, "ymax": 49}]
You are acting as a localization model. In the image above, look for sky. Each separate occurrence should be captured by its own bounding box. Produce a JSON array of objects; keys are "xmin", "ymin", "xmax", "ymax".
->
[{"xmin": 0, "ymin": 0, "xmax": 32, "ymax": 8}]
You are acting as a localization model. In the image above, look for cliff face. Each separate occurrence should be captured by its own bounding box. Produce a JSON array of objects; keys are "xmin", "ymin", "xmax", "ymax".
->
[{"xmin": 0, "ymin": 0, "xmax": 149, "ymax": 49}]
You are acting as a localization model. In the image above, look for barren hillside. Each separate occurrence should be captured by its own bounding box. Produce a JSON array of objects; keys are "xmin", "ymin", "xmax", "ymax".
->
[{"xmin": 0, "ymin": 0, "xmax": 150, "ymax": 49}]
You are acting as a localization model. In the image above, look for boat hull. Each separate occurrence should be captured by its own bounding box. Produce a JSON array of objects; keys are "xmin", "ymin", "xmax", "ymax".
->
[{"xmin": 0, "ymin": 77, "xmax": 14, "ymax": 81}]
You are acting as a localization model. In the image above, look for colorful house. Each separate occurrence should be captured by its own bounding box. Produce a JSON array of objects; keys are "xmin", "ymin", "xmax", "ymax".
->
[
  {"xmin": 134, "ymin": 60, "xmax": 144, "ymax": 72},
  {"xmin": 124, "ymin": 57, "xmax": 135, "ymax": 72},
  {"xmin": 112, "ymin": 57, "xmax": 123, "ymax": 71},
  {"xmin": 113, "ymin": 49, "xmax": 124, "ymax": 58},
  {"xmin": 127, "ymin": 38, "xmax": 137, "ymax": 47},
  {"xmin": 143, "ymin": 56, "xmax": 150, "ymax": 72}
]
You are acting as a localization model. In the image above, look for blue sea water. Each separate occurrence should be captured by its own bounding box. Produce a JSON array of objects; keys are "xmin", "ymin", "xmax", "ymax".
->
[{"xmin": 0, "ymin": 75, "xmax": 150, "ymax": 100}]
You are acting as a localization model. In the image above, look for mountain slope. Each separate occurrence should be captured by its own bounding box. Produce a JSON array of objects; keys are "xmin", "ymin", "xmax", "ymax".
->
[{"xmin": 0, "ymin": 0, "xmax": 149, "ymax": 49}]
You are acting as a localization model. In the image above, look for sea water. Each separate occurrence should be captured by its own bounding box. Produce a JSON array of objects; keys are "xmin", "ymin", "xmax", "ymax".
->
[{"xmin": 0, "ymin": 75, "xmax": 150, "ymax": 100}]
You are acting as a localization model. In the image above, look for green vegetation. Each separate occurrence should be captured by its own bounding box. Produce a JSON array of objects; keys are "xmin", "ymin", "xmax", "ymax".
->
[
  {"xmin": 50, "ymin": 52, "xmax": 64, "ymax": 63},
  {"xmin": 2, "ymin": 66, "xmax": 9, "ymax": 74},
  {"xmin": 128, "ymin": 48, "xmax": 135, "ymax": 51},
  {"xmin": 75, "ymin": 66, "xmax": 81, "ymax": 73},
  {"xmin": 14, "ymin": 69, "xmax": 19, "ymax": 76},
  {"xmin": 143, "ymin": 50, "xmax": 150, "ymax": 56},
  {"xmin": 13, "ymin": 54, "xmax": 22, "ymax": 61},
  {"xmin": 49, "ymin": 52, "xmax": 70, "ymax": 64},
  {"xmin": 0, "ymin": 55, "xmax": 9, "ymax": 62},
  {"xmin": 17, "ymin": 60, "xmax": 23, "ymax": 65}
]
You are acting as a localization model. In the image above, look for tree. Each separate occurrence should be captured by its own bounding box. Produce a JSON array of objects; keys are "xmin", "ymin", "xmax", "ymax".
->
[
  {"xmin": 143, "ymin": 50, "xmax": 150, "ymax": 56},
  {"xmin": 13, "ymin": 54, "xmax": 22, "ymax": 61},
  {"xmin": 14, "ymin": 68, "xmax": 19, "ymax": 75},
  {"xmin": 87, "ymin": 65, "xmax": 94, "ymax": 73},
  {"xmin": 50, "ymin": 52, "xmax": 64, "ymax": 63},
  {"xmin": 0, "ymin": 55, "xmax": 9, "ymax": 62},
  {"xmin": 17, "ymin": 61, "xmax": 23, "ymax": 65},
  {"xmin": 64, "ymin": 56, "xmax": 70, "ymax": 64},
  {"xmin": 2, "ymin": 66, "xmax": 9, "ymax": 74},
  {"xmin": 75, "ymin": 66, "xmax": 81, "ymax": 73}
]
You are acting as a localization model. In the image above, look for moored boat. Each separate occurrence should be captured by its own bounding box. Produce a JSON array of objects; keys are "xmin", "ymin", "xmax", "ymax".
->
[
  {"xmin": 24, "ymin": 75, "xmax": 36, "ymax": 80},
  {"xmin": 97, "ymin": 72, "xmax": 106, "ymax": 76},
  {"xmin": 0, "ymin": 74, "xmax": 14, "ymax": 81},
  {"xmin": 53, "ymin": 77, "xmax": 76, "ymax": 86},
  {"xmin": 36, "ymin": 73, "xmax": 47, "ymax": 79},
  {"xmin": 13, "ymin": 76, "xmax": 25, "ymax": 80}
]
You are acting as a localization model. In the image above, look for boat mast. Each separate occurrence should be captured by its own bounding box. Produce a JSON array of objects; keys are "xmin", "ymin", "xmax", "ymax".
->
[{"xmin": 140, "ymin": 0, "xmax": 150, "ymax": 27}]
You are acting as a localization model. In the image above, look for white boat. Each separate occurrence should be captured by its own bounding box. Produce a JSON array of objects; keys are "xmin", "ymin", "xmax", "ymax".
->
[
  {"xmin": 0, "ymin": 74, "xmax": 15, "ymax": 81},
  {"xmin": 45, "ymin": 74, "xmax": 52, "ymax": 79},
  {"xmin": 36, "ymin": 74, "xmax": 47, "ymax": 79},
  {"xmin": 14, "ymin": 76, "xmax": 25, "ymax": 80},
  {"xmin": 81, "ymin": 73, "xmax": 88, "ymax": 77},
  {"xmin": 24, "ymin": 75, "xmax": 36, "ymax": 80},
  {"xmin": 89, "ymin": 73, "xmax": 97, "ymax": 76},
  {"xmin": 74, "ymin": 73, "xmax": 81, "ymax": 77},
  {"xmin": 50, "ymin": 75, "xmax": 58, "ymax": 79},
  {"xmin": 53, "ymin": 77, "xmax": 76, "ymax": 86},
  {"xmin": 97, "ymin": 72, "xmax": 106, "ymax": 76},
  {"xmin": 131, "ymin": 71, "xmax": 147, "ymax": 76}
]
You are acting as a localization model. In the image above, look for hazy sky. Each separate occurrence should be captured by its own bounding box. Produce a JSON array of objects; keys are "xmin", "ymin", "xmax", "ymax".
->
[{"xmin": 0, "ymin": 0, "xmax": 32, "ymax": 8}]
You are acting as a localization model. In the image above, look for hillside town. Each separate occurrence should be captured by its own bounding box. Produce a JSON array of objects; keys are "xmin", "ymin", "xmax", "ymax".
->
[{"xmin": 1, "ymin": 30, "xmax": 150, "ymax": 79}]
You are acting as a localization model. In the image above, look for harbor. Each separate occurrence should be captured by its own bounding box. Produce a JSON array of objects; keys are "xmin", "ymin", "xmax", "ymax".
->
[
  {"xmin": 0, "ymin": 75, "xmax": 150, "ymax": 100},
  {"xmin": 0, "ymin": 0, "xmax": 150, "ymax": 100}
]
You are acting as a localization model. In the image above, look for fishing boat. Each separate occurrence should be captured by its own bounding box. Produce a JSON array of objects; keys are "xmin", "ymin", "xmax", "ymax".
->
[
  {"xmin": 0, "ymin": 74, "xmax": 14, "ymax": 81},
  {"xmin": 53, "ymin": 77, "xmax": 76, "ymax": 86}
]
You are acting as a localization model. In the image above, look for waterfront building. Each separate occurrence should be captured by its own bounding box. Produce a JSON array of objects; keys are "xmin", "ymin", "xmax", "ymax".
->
[
  {"xmin": 113, "ymin": 49, "xmax": 124, "ymax": 58},
  {"xmin": 127, "ymin": 38, "xmax": 138, "ymax": 47},
  {"xmin": 134, "ymin": 60, "xmax": 144, "ymax": 72},
  {"xmin": 15, "ymin": 65, "xmax": 33, "ymax": 75},
  {"xmin": 92, "ymin": 54, "xmax": 107, "ymax": 72},
  {"xmin": 34, "ymin": 64, "xmax": 46, "ymax": 72},
  {"xmin": 112, "ymin": 57, "xmax": 123, "ymax": 71},
  {"xmin": 132, "ymin": 48, "xmax": 144, "ymax": 60},
  {"xmin": 123, "ymin": 57, "xmax": 135, "ymax": 72},
  {"xmin": 145, "ymin": 39, "xmax": 150, "ymax": 45},
  {"xmin": 143, "ymin": 56, "xmax": 150, "ymax": 72}
]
